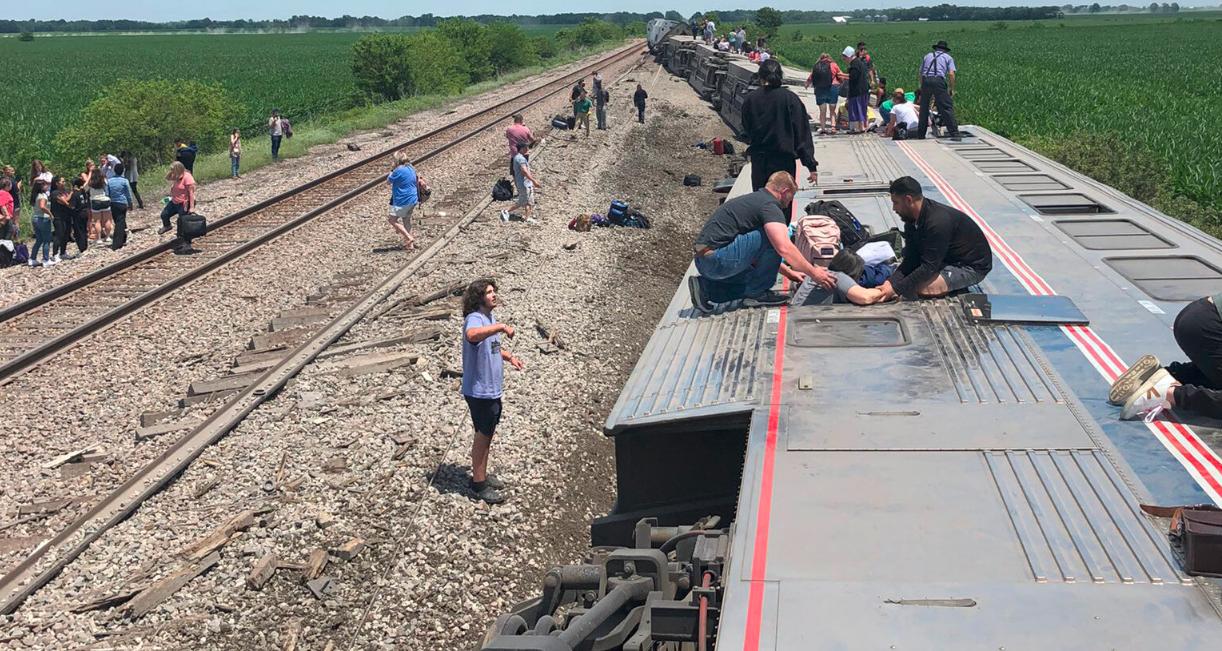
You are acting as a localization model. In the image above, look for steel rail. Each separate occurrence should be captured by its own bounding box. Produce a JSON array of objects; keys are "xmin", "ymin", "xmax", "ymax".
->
[
  {"xmin": 0, "ymin": 44, "xmax": 646, "ymax": 615},
  {"xmin": 0, "ymin": 41, "xmax": 644, "ymax": 384}
]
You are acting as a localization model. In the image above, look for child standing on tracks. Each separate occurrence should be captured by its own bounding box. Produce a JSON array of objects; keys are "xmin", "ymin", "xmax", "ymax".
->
[{"xmin": 461, "ymin": 278, "xmax": 524, "ymax": 505}]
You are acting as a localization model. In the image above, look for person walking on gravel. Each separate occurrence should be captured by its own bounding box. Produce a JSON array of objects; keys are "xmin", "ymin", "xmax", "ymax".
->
[
  {"xmin": 505, "ymin": 142, "xmax": 541, "ymax": 224},
  {"xmin": 229, "ymin": 129, "xmax": 242, "ymax": 178},
  {"xmin": 386, "ymin": 150, "xmax": 419, "ymax": 250},
  {"xmin": 158, "ymin": 162, "xmax": 195, "ymax": 235},
  {"xmin": 633, "ymin": 84, "xmax": 648, "ymax": 123},
  {"xmin": 461, "ymin": 278, "xmax": 524, "ymax": 505}
]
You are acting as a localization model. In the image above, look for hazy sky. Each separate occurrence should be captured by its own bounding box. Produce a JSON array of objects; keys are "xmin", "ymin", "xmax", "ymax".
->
[{"xmin": 21, "ymin": 1, "xmax": 1066, "ymax": 23}]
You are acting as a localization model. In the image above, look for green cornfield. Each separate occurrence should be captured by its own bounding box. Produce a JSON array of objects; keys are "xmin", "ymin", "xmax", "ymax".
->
[
  {"xmin": 0, "ymin": 26, "xmax": 575, "ymax": 173},
  {"xmin": 774, "ymin": 14, "xmax": 1222, "ymax": 230}
]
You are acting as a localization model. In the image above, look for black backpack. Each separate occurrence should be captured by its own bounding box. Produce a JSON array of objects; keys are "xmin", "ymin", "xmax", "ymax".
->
[
  {"xmin": 805, "ymin": 200, "xmax": 869, "ymax": 249},
  {"xmin": 811, "ymin": 60, "xmax": 833, "ymax": 87},
  {"xmin": 492, "ymin": 178, "xmax": 514, "ymax": 201}
]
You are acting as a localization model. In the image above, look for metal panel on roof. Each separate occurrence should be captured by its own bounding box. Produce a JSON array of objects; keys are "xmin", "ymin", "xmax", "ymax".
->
[{"xmin": 603, "ymin": 308, "xmax": 771, "ymax": 434}]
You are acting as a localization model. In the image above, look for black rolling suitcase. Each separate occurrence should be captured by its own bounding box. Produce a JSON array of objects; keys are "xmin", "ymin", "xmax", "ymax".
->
[{"xmin": 175, "ymin": 213, "xmax": 207, "ymax": 254}]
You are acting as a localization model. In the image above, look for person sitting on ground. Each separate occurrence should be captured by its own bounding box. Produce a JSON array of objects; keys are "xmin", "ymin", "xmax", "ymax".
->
[
  {"xmin": 883, "ymin": 89, "xmax": 919, "ymax": 138},
  {"xmin": 386, "ymin": 150, "xmax": 419, "ymax": 250},
  {"xmin": 461, "ymin": 278, "xmax": 524, "ymax": 505},
  {"xmin": 879, "ymin": 88, "xmax": 916, "ymax": 128},
  {"xmin": 505, "ymin": 142, "xmax": 541, "ymax": 224},
  {"xmin": 877, "ymin": 176, "xmax": 992, "ymax": 301},
  {"xmin": 504, "ymin": 114, "xmax": 535, "ymax": 174},
  {"xmin": 689, "ymin": 171, "xmax": 836, "ymax": 313},
  {"xmin": 573, "ymin": 91, "xmax": 592, "ymax": 138},
  {"xmin": 1111, "ymin": 295, "xmax": 1222, "ymax": 422}
]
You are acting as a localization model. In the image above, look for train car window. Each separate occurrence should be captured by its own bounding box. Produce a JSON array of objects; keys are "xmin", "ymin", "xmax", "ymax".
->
[
  {"xmin": 993, "ymin": 174, "xmax": 1070, "ymax": 192},
  {"xmin": 1055, "ymin": 219, "xmax": 1174, "ymax": 250},
  {"xmin": 1020, "ymin": 193, "xmax": 1113, "ymax": 215},
  {"xmin": 974, "ymin": 159, "xmax": 1036, "ymax": 173},
  {"xmin": 1106, "ymin": 256, "xmax": 1222, "ymax": 301}
]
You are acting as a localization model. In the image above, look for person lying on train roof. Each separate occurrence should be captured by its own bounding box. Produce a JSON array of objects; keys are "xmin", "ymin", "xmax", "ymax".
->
[
  {"xmin": 1111, "ymin": 294, "xmax": 1222, "ymax": 423},
  {"xmin": 877, "ymin": 176, "xmax": 992, "ymax": 301},
  {"xmin": 688, "ymin": 171, "xmax": 837, "ymax": 314},
  {"xmin": 790, "ymin": 270, "xmax": 889, "ymax": 306}
]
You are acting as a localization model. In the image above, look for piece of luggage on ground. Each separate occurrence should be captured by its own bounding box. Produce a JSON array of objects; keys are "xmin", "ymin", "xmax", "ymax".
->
[
  {"xmin": 1141, "ymin": 504, "xmax": 1222, "ymax": 577},
  {"xmin": 566, "ymin": 116, "xmax": 577, "ymax": 129},
  {"xmin": 608, "ymin": 200, "xmax": 630, "ymax": 221},
  {"xmin": 623, "ymin": 208, "xmax": 651, "ymax": 229},
  {"xmin": 492, "ymin": 178, "xmax": 514, "ymax": 201},
  {"xmin": 794, "ymin": 213, "xmax": 841, "ymax": 267},
  {"xmin": 13, "ymin": 243, "xmax": 29, "ymax": 265},
  {"xmin": 805, "ymin": 199, "xmax": 869, "ymax": 249},
  {"xmin": 711, "ymin": 138, "xmax": 725, "ymax": 155},
  {"xmin": 551, "ymin": 115, "xmax": 570, "ymax": 130},
  {"xmin": 177, "ymin": 213, "xmax": 207, "ymax": 239},
  {"xmin": 591, "ymin": 213, "xmax": 610, "ymax": 227},
  {"xmin": 0, "ymin": 243, "xmax": 12, "ymax": 268},
  {"xmin": 683, "ymin": 174, "xmax": 702, "ymax": 186},
  {"xmin": 722, "ymin": 140, "xmax": 735, "ymax": 155},
  {"xmin": 862, "ymin": 227, "xmax": 904, "ymax": 259}
]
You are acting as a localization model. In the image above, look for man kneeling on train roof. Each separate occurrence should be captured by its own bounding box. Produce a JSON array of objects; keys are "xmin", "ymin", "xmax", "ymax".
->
[
  {"xmin": 1111, "ymin": 295, "xmax": 1222, "ymax": 423},
  {"xmin": 741, "ymin": 60, "xmax": 818, "ymax": 191},
  {"xmin": 876, "ymin": 176, "xmax": 993, "ymax": 301},
  {"xmin": 688, "ymin": 172, "xmax": 836, "ymax": 313}
]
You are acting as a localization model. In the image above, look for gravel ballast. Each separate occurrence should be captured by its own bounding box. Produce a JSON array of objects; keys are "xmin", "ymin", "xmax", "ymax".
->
[{"xmin": 0, "ymin": 61, "xmax": 738, "ymax": 649}]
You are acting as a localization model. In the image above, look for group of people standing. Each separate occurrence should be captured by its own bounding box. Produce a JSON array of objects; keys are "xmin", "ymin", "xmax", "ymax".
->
[
  {"xmin": 1, "ymin": 154, "xmax": 141, "ymax": 266},
  {"xmin": 803, "ymin": 40, "xmax": 960, "ymax": 140}
]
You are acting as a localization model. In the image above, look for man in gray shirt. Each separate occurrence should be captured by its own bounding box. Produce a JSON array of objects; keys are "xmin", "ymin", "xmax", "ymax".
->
[
  {"xmin": 593, "ymin": 72, "xmax": 608, "ymax": 130},
  {"xmin": 689, "ymin": 171, "xmax": 835, "ymax": 312},
  {"xmin": 915, "ymin": 40, "xmax": 959, "ymax": 139}
]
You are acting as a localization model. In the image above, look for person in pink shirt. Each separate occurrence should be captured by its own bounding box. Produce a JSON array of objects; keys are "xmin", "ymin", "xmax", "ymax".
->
[
  {"xmin": 158, "ymin": 161, "xmax": 195, "ymax": 235},
  {"xmin": 504, "ymin": 114, "xmax": 535, "ymax": 175}
]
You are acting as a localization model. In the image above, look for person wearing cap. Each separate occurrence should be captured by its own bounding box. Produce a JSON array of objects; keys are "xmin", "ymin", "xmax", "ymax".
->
[
  {"xmin": 842, "ymin": 45, "xmax": 870, "ymax": 134},
  {"xmin": 916, "ymin": 40, "xmax": 959, "ymax": 139},
  {"xmin": 740, "ymin": 59, "xmax": 818, "ymax": 192}
]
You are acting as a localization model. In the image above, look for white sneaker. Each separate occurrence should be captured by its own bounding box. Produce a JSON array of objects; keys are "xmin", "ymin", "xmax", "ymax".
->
[
  {"xmin": 51, "ymin": 254, "xmax": 61, "ymax": 263},
  {"xmin": 43, "ymin": 258, "xmax": 56, "ymax": 267},
  {"xmin": 27, "ymin": 259, "xmax": 39, "ymax": 267},
  {"xmin": 1121, "ymin": 369, "xmax": 1178, "ymax": 422},
  {"xmin": 500, "ymin": 209, "xmax": 510, "ymax": 223}
]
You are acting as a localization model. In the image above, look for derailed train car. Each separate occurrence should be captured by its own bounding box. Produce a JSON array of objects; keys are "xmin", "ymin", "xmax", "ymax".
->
[{"xmin": 479, "ymin": 25, "xmax": 1222, "ymax": 651}]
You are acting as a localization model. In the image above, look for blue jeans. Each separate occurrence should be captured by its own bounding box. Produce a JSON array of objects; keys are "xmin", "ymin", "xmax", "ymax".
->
[
  {"xmin": 270, "ymin": 135, "xmax": 282, "ymax": 160},
  {"xmin": 231, "ymin": 155, "xmax": 240, "ymax": 177},
  {"xmin": 694, "ymin": 229, "xmax": 782, "ymax": 303},
  {"xmin": 160, "ymin": 200, "xmax": 189, "ymax": 229},
  {"xmin": 32, "ymin": 215, "xmax": 52, "ymax": 261}
]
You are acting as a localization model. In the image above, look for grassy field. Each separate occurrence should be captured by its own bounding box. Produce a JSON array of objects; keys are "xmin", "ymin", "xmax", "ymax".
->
[
  {"xmin": 774, "ymin": 14, "xmax": 1222, "ymax": 231},
  {"xmin": 0, "ymin": 26, "xmax": 577, "ymax": 174}
]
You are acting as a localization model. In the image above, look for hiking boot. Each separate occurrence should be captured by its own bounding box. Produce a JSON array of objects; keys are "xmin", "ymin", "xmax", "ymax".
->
[
  {"xmin": 157, "ymin": 226, "xmax": 172, "ymax": 235},
  {"xmin": 1109, "ymin": 354, "xmax": 1161, "ymax": 405},
  {"xmin": 688, "ymin": 275, "xmax": 713, "ymax": 314},
  {"xmin": 1121, "ymin": 369, "xmax": 1178, "ymax": 422},
  {"xmin": 484, "ymin": 473, "xmax": 505, "ymax": 490},
  {"xmin": 741, "ymin": 290, "xmax": 789, "ymax": 308},
  {"xmin": 472, "ymin": 484, "xmax": 505, "ymax": 505}
]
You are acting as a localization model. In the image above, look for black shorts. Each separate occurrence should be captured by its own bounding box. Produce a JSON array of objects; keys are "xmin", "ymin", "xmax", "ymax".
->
[{"xmin": 465, "ymin": 396, "xmax": 503, "ymax": 436}]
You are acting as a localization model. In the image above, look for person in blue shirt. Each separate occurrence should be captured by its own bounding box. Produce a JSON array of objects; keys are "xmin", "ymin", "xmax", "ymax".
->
[
  {"xmin": 461, "ymin": 278, "xmax": 524, "ymax": 504},
  {"xmin": 386, "ymin": 150, "xmax": 419, "ymax": 250},
  {"xmin": 105, "ymin": 163, "xmax": 134, "ymax": 250}
]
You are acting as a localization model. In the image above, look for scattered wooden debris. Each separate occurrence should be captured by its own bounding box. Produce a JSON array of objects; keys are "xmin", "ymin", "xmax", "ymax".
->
[
  {"xmin": 134, "ymin": 418, "xmax": 201, "ymax": 442},
  {"xmin": 71, "ymin": 584, "xmax": 146, "ymax": 613},
  {"xmin": 60, "ymin": 462, "xmax": 93, "ymax": 479},
  {"xmin": 305, "ymin": 577, "xmax": 335, "ymax": 600},
  {"xmin": 0, "ymin": 536, "xmax": 44, "ymax": 555},
  {"xmin": 140, "ymin": 408, "xmax": 185, "ymax": 428},
  {"xmin": 413, "ymin": 280, "xmax": 466, "ymax": 307},
  {"xmin": 42, "ymin": 446, "xmax": 97, "ymax": 470},
  {"xmin": 179, "ymin": 389, "xmax": 240, "ymax": 408},
  {"xmin": 304, "ymin": 548, "xmax": 329, "ymax": 579},
  {"xmin": 535, "ymin": 321, "xmax": 567, "ymax": 350},
  {"xmin": 17, "ymin": 499, "xmax": 69, "ymax": 516},
  {"xmin": 246, "ymin": 552, "xmax": 279, "ymax": 590},
  {"xmin": 283, "ymin": 620, "xmax": 303, "ymax": 651},
  {"xmin": 123, "ymin": 552, "xmax": 220, "ymax": 619},
  {"xmin": 322, "ymin": 456, "xmax": 347, "ymax": 473},
  {"xmin": 269, "ymin": 313, "xmax": 331, "ymax": 332},
  {"xmin": 179, "ymin": 510, "xmax": 256, "ymax": 561},
  {"xmin": 249, "ymin": 328, "xmax": 313, "ymax": 352},
  {"xmin": 331, "ymin": 538, "xmax": 365, "ymax": 561},
  {"xmin": 187, "ymin": 372, "xmax": 262, "ymax": 397}
]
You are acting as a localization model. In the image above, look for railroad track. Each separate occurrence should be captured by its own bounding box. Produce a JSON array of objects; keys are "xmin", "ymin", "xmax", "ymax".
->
[
  {"xmin": 0, "ymin": 41, "xmax": 645, "ymax": 385},
  {"xmin": 0, "ymin": 41, "xmax": 646, "ymax": 617}
]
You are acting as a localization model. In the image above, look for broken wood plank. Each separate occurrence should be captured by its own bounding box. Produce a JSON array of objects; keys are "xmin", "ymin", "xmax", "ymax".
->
[
  {"xmin": 317, "ymin": 334, "xmax": 421, "ymax": 361},
  {"xmin": 322, "ymin": 456, "xmax": 347, "ymax": 473},
  {"xmin": 249, "ymin": 328, "xmax": 313, "ymax": 351},
  {"xmin": 338, "ymin": 354, "xmax": 418, "ymax": 378},
  {"xmin": 60, "ymin": 462, "xmax": 93, "ymax": 479},
  {"xmin": 187, "ymin": 372, "xmax": 263, "ymax": 397},
  {"xmin": 246, "ymin": 552, "xmax": 279, "ymax": 590},
  {"xmin": 277, "ymin": 306, "xmax": 330, "ymax": 319},
  {"xmin": 179, "ymin": 389, "xmax": 239, "ymax": 408},
  {"xmin": 229, "ymin": 357, "xmax": 286, "ymax": 376},
  {"xmin": 71, "ymin": 584, "xmax": 145, "ymax": 613},
  {"xmin": 123, "ymin": 552, "xmax": 220, "ymax": 619},
  {"xmin": 179, "ymin": 510, "xmax": 256, "ymax": 561},
  {"xmin": 140, "ymin": 408, "xmax": 184, "ymax": 428},
  {"xmin": 41, "ymin": 447, "xmax": 97, "ymax": 470},
  {"xmin": 535, "ymin": 321, "xmax": 567, "ymax": 350},
  {"xmin": 400, "ymin": 306, "xmax": 452, "ymax": 322},
  {"xmin": 283, "ymin": 620, "xmax": 303, "ymax": 651},
  {"xmin": 366, "ymin": 294, "xmax": 418, "ymax": 321},
  {"xmin": 331, "ymin": 538, "xmax": 365, "ymax": 562},
  {"xmin": 18, "ymin": 499, "xmax": 69, "ymax": 516},
  {"xmin": 233, "ymin": 347, "xmax": 288, "ymax": 368},
  {"xmin": 134, "ymin": 418, "xmax": 201, "ymax": 442},
  {"xmin": 304, "ymin": 548, "xmax": 328, "ymax": 579},
  {"xmin": 269, "ymin": 313, "xmax": 331, "ymax": 332},
  {"xmin": 0, "ymin": 536, "xmax": 44, "ymax": 555},
  {"xmin": 412, "ymin": 280, "xmax": 466, "ymax": 307}
]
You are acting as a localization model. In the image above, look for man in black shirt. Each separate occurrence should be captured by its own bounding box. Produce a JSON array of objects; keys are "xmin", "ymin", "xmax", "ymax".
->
[
  {"xmin": 740, "ymin": 59, "xmax": 818, "ymax": 191},
  {"xmin": 879, "ymin": 176, "xmax": 992, "ymax": 300},
  {"xmin": 690, "ymin": 172, "xmax": 835, "ymax": 312}
]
